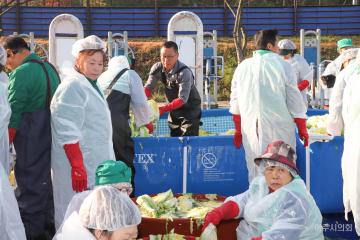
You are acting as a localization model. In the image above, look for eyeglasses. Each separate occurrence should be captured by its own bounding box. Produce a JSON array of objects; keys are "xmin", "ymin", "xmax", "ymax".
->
[{"xmin": 117, "ymin": 187, "xmax": 133, "ymax": 195}]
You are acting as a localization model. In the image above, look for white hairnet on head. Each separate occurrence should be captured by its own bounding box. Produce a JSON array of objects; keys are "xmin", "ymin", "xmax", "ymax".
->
[
  {"xmin": 278, "ymin": 39, "xmax": 296, "ymax": 50},
  {"xmin": 108, "ymin": 55, "xmax": 130, "ymax": 70},
  {"xmin": 72, "ymin": 35, "xmax": 106, "ymax": 58},
  {"xmin": 79, "ymin": 186, "xmax": 141, "ymax": 231},
  {"xmin": 258, "ymin": 159, "xmax": 298, "ymax": 177},
  {"xmin": 0, "ymin": 45, "xmax": 7, "ymax": 66}
]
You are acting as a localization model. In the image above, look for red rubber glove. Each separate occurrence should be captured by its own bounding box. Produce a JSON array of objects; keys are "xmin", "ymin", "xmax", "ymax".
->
[
  {"xmin": 232, "ymin": 114, "xmax": 242, "ymax": 148},
  {"xmin": 202, "ymin": 201, "xmax": 240, "ymax": 232},
  {"xmin": 294, "ymin": 118, "xmax": 309, "ymax": 147},
  {"xmin": 8, "ymin": 128, "xmax": 16, "ymax": 144},
  {"xmin": 298, "ymin": 80, "xmax": 310, "ymax": 91},
  {"xmin": 251, "ymin": 237, "xmax": 262, "ymax": 240},
  {"xmin": 145, "ymin": 122, "xmax": 154, "ymax": 134},
  {"xmin": 63, "ymin": 142, "xmax": 88, "ymax": 192},
  {"xmin": 144, "ymin": 87, "xmax": 152, "ymax": 99},
  {"xmin": 159, "ymin": 98, "xmax": 184, "ymax": 116}
]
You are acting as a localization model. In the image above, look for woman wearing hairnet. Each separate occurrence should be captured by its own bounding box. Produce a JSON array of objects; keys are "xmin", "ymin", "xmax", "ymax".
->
[
  {"xmin": 278, "ymin": 39, "xmax": 312, "ymax": 108},
  {"xmin": 202, "ymin": 140, "xmax": 324, "ymax": 240},
  {"xmin": 327, "ymin": 49, "xmax": 360, "ymax": 236},
  {"xmin": 53, "ymin": 185, "xmax": 141, "ymax": 240},
  {"xmin": 0, "ymin": 46, "xmax": 11, "ymax": 174},
  {"xmin": 51, "ymin": 35, "xmax": 115, "ymax": 228},
  {"xmin": 98, "ymin": 56, "xmax": 153, "ymax": 193}
]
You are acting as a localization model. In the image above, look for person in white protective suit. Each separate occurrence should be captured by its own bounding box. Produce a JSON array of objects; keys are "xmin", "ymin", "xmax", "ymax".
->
[
  {"xmin": 0, "ymin": 163, "xmax": 27, "ymax": 240},
  {"xmin": 0, "ymin": 46, "xmax": 11, "ymax": 175},
  {"xmin": 63, "ymin": 160, "xmax": 133, "ymax": 222},
  {"xmin": 98, "ymin": 56, "xmax": 153, "ymax": 194},
  {"xmin": 202, "ymin": 140, "xmax": 324, "ymax": 240},
  {"xmin": 229, "ymin": 29, "xmax": 308, "ymax": 181},
  {"xmin": 327, "ymin": 49, "xmax": 360, "ymax": 236},
  {"xmin": 51, "ymin": 35, "xmax": 115, "ymax": 229},
  {"xmin": 53, "ymin": 185, "xmax": 141, "ymax": 240},
  {"xmin": 327, "ymin": 48, "xmax": 359, "ymax": 136},
  {"xmin": 278, "ymin": 39, "xmax": 313, "ymax": 108},
  {"xmin": 321, "ymin": 38, "xmax": 354, "ymax": 88}
]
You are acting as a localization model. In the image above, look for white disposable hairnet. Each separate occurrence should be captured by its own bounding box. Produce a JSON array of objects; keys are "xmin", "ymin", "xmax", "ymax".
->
[
  {"xmin": 278, "ymin": 39, "xmax": 296, "ymax": 50},
  {"xmin": 79, "ymin": 186, "xmax": 141, "ymax": 231},
  {"xmin": 258, "ymin": 159, "xmax": 298, "ymax": 177},
  {"xmin": 0, "ymin": 46, "xmax": 7, "ymax": 66},
  {"xmin": 72, "ymin": 35, "xmax": 106, "ymax": 58}
]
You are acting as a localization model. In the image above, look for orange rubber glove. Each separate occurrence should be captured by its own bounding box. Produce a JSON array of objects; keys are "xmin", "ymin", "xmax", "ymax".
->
[
  {"xmin": 298, "ymin": 80, "xmax": 310, "ymax": 91},
  {"xmin": 8, "ymin": 128, "xmax": 16, "ymax": 144},
  {"xmin": 232, "ymin": 114, "xmax": 242, "ymax": 148},
  {"xmin": 144, "ymin": 87, "xmax": 152, "ymax": 99},
  {"xmin": 63, "ymin": 142, "xmax": 88, "ymax": 192},
  {"xmin": 159, "ymin": 98, "xmax": 184, "ymax": 116},
  {"xmin": 294, "ymin": 118, "xmax": 309, "ymax": 147},
  {"xmin": 202, "ymin": 201, "xmax": 240, "ymax": 232},
  {"xmin": 145, "ymin": 122, "xmax": 154, "ymax": 134}
]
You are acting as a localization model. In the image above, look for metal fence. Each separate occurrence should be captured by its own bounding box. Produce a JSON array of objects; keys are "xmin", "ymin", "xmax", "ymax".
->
[
  {"xmin": 1, "ymin": 0, "xmax": 359, "ymax": 7},
  {"xmin": 1, "ymin": 5, "xmax": 360, "ymax": 37}
]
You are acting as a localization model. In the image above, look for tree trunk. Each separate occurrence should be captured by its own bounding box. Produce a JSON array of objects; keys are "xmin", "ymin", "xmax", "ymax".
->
[{"xmin": 225, "ymin": 0, "xmax": 247, "ymax": 64}]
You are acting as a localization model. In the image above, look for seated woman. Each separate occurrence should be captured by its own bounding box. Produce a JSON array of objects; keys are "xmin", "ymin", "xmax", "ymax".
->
[
  {"xmin": 202, "ymin": 140, "xmax": 324, "ymax": 240},
  {"xmin": 54, "ymin": 185, "xmax": 141, "ymax": 240}
]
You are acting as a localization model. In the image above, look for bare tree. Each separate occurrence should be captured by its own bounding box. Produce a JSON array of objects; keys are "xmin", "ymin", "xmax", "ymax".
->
[{"xmin": 224, "ymin": 0, "xmax": 247, "ymax": 63}]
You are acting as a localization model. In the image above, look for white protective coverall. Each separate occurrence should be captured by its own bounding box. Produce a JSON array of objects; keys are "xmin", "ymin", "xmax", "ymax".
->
[
  {"xmin": 229, "ymin": 50, "xmax": 307, "ymax": 181},
  {"xmin": 53, "ymin": 212, "xmax": 96, "ymax": 240},
  {"xmin": 0, "ymin": 164, "xmax": 27, "ymax": 240},
  {"xmin": 286, "ymin": 54, "xmax": 312, "ymax": 107},
  {"xmin": 63, "ymin": 191, "xmax": 91, "ymax": 221},
  {"xmin": 98, "ymin": 56, "xmax": 152, "ymax": 127},
  {"xmin": 327, "ymin": 57, "xmax": 360, "ymax": 235},
  {"xmin": 51, "ymin": 68, "xmax": 115, "ymax": 228},
  {"xmin": 0, "ymin": 72, "xmax": 11, "ymax": 174},
  {"xmin": 227, "ymin": 176, "xmax": 324, "ymax": 239},
  {"xmin": 327, "ymin": 59, "xmax": 358, "ymax": 136}
]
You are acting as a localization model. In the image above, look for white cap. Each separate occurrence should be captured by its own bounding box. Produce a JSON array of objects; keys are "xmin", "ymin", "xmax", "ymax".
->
[
  {"xmin": 72, "ymin": 35, "xmax": 106, "ymax": 58},
  {"xmin": 79, "ymin": 186, "xmax": 141, "ymax": 231},
  {"xmin": 278, "ymin": 39, "xmax": 296, "ymax": 50},
  {"xmin": 0, "ymin": 45, "xmax": 7, "ymax": 66}
]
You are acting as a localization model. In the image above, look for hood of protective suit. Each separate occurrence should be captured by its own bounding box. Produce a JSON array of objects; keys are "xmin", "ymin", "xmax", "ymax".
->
[{"xmin": 108, "ymin": 55, "xmax": 130, "ymax": 70}]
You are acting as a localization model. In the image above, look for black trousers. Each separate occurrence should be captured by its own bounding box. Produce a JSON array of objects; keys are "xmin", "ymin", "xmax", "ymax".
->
[{"xmin": 14, "ymin": 109, "xmax": 54, "ymax": 239}]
